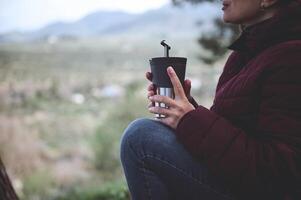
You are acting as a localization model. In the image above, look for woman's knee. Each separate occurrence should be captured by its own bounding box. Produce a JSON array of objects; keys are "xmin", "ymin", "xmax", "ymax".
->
[
  {"xmin": 120, "ymin": 118, "xmax": 176, "ymax": 156},
  {"xmin": 120, "ymin": 118, "xmax": 156, "ymax": 149},
  {"xmin": 120, "ymin": 118, "xmax": 155, "ymax": 161}
]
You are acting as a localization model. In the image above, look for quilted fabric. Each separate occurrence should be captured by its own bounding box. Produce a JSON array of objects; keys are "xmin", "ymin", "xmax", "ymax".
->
[{"xmin": 175, "ymin": 2, "xmax": 301, "ymax": 199}]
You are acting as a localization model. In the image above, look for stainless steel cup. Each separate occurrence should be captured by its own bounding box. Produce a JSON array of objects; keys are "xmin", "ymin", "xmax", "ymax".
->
[{"xmin": 155, "ymin": 87, "xmax": 175, "ymax": 118}]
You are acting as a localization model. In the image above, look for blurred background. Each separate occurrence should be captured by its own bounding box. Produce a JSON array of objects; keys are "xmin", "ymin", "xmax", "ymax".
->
[{"xmin": 0, "ymin": 0, "xmax": 238, "ymax": 199}]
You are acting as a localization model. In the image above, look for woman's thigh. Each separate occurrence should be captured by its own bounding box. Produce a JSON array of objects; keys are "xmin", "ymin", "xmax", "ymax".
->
[{"xmin": 120, "ymin": 118, "xmax": 235, "ymax": 200}]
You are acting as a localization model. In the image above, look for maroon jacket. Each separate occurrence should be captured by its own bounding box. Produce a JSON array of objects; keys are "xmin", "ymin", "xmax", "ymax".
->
[{"xmin": 175, "ymin": 2, "xmax": 301, "ymax": 200}]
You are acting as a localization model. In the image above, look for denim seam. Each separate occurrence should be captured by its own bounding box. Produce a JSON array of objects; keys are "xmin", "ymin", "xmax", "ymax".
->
[
  {"xmin": 127, "ymin": 137, "xmax": 153, "ymax": 200},
  {"xmin": 142, "ymin": 154, "xmax": 234, "ymax": 200},
  {"xmin": 141, "ymin": 158, "xmax": 153, "ymax": 200}
]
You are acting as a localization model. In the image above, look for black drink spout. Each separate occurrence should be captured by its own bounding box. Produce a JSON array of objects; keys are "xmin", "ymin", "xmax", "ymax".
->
[{"xmin": 160, "ymin": 40, "xmax": 171, "ymax": 57}]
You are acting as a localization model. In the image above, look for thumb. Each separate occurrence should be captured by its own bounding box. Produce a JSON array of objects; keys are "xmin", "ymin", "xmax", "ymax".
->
[{"xmin": 184, "ymin": 79, "xmax": 191, "ymax": 97}]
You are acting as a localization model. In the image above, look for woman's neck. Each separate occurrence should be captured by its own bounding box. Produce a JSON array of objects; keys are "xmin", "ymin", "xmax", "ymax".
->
[{"xmin": 243, "ymin": 7, "xmax": 280, "ymax": 27}]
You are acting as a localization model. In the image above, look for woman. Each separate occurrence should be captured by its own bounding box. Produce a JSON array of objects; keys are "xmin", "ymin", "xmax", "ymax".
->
[{"xmin": 120, "ymin": 0, "xmax": 301, "ymax": 199}]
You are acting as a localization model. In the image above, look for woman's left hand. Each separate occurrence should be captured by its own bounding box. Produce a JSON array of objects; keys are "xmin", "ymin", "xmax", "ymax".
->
[{"xmin": 148, "ymin": 66, "xmax": 195, "ymax": 129}]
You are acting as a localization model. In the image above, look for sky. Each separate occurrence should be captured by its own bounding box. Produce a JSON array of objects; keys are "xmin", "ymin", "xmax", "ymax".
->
[{"xmin": 0, "ymin": 0, "xmax": 169, "ymax": 33}]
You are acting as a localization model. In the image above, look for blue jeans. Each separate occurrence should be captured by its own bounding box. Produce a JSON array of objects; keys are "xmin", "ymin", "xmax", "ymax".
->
[{"xmin": 120, "ymin": 118, "xmax": 236, "ymax": 200}]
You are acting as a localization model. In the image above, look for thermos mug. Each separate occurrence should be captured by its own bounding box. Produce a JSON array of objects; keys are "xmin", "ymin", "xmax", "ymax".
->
[{"xmin": 149, "ymin": 40, "xmax": 187, "ymax": 118}]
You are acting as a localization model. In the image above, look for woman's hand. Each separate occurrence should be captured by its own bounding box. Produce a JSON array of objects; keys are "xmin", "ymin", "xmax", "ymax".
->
[
  {"xmin": 146, "ymin": 70, "xmax": 193, "ymax": 103},
  {"xmin": 148, "ymin": 67, "xmax": 195, "ymax": 129}
]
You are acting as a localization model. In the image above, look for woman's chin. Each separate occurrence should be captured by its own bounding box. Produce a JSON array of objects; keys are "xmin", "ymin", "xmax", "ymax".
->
[
  {"xmin": 223, "ymin": 15, "xmax": 239, "ymax": 24},
  {"xmin": 222, "ymin": 15, "xmax": 231, "ymax": 23}
]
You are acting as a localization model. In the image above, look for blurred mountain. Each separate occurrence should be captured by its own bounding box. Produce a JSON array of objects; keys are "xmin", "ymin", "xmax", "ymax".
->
[{"xmin": 0, "ymin": 2, "xmax": 220, "ymax": 43}]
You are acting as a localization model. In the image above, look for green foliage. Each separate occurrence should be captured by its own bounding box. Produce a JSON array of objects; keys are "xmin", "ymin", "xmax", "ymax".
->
[
  {"xmin": 92, "ymin": 81, "xmax": 150, "ymax": 172},
  {"xmin": 56, "ymin": 180, "xmax": 130, "ymax": 200},
  {"xmin": 198, "ymin": 19, "xmax": 239, "ymax": 64},
  {"xmin": 22, "ymin": 169, "xmax": 55, "ymax": 199},
  {"xmin": 172, "ymin": 0, "xmax": 240, "ymax": 64}
]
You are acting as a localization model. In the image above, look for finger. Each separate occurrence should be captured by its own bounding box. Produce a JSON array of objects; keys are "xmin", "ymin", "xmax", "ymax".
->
[
  {"xmin": 156, "ymin": 117, "xmax": 172, "ymax": 127},
  {"xmin": 148, "ymin": 95, "xmax": 176, "ymax": 107},
  {"xmin": 148, "ymin": 106, "xmax": 172, "ymax": 116},
  {"xmin": 167, "ymin": 67, "xmax": 186, "ymax": 99},
  {"xmin": 147, "ymin": 91, "xmax": 155, "ymax": 98},
  {"xmin": 184, "ymin": 79, "xmax": 191, "ymax": 97},
  {"xmin": 147, "ymin": 84, "xmax": 155, "ymax": 91},
  {"xmin": 147, "ymin": 99, "xmax": 155, "ymax": 108},
  {"xmin": 147, "ymin": 83, "xmax": 157, "ymax": 96},
  {"xmin": 146, "ymin": 72, "xmax": 153, "ymax": 81},
  {"xmin": 147, "ymin": 85, "xmax": 157, "ymax": 97},
  {"xmin": 147, "ymin": 102, "xmax": 154, "ymax": 108},
  {"xmin": 154, "ymin": 116, "xmax": 175, "ymax": 130},
  {"xmin": 148, "ymin": 90, "xmax": 155, "ymax": 96}
]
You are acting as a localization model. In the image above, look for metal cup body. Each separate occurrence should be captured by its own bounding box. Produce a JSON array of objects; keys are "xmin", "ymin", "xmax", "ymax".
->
[{"xmin": 155, "ymin": 87, "xmax": 174, "ymax": 118}]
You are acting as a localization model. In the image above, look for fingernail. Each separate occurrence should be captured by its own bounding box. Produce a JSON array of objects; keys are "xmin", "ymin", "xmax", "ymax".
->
[{"xmin": 167, "ymin": 66, "xmax": 173, "ymax": 73}]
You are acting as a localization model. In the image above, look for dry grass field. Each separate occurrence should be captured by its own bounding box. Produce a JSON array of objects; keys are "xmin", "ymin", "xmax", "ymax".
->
[{"xmin": 0, "ymin": 36, "xmax": 224, "ymax": 199}]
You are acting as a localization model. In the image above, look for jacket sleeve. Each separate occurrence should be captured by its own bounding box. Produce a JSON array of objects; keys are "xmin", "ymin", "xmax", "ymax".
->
[{"xmin": 175, "ymin": 52, "xmax": 301, "ymax": 198}]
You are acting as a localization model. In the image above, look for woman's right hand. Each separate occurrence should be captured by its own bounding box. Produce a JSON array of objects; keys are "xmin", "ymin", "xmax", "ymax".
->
[
  {"xmin": 146, "ymin": 71, "xmax": 156, "ymax": 96},
  {"xmin": 145, "ymin": 71, "xmax": 193, "ymax": 108}
]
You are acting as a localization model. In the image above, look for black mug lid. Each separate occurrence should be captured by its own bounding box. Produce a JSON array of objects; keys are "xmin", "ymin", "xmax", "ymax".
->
[{"xmin": 150, "ymin": 57, "xmax": 187, "ymax": 88}]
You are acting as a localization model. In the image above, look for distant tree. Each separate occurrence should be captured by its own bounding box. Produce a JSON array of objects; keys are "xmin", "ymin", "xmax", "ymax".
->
[
  {"xmin": 0, "ymin": 158, "xmax": 18, "ymax": 200},
  {"xmin": 172, "ymin": 0, "xmax": 240, "ymax": 64}
]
